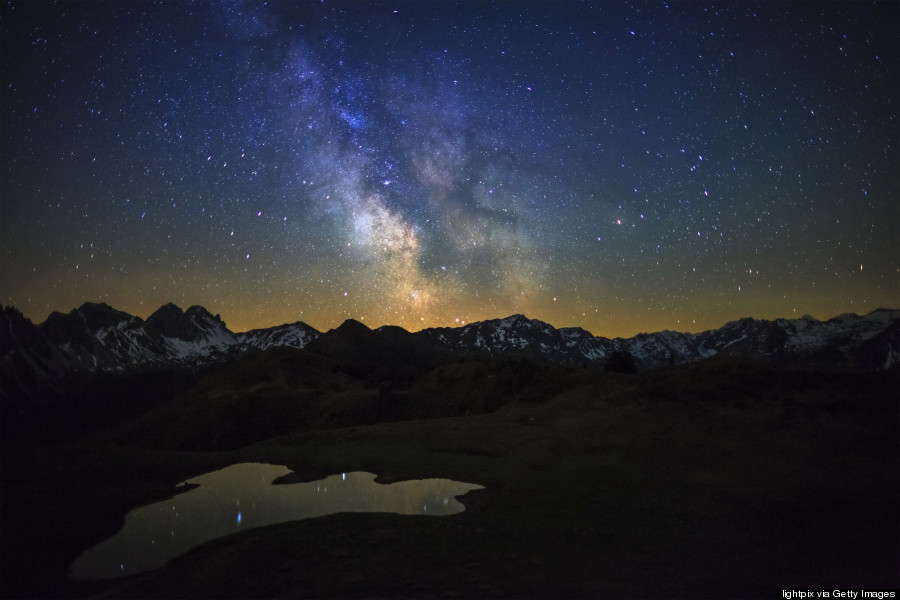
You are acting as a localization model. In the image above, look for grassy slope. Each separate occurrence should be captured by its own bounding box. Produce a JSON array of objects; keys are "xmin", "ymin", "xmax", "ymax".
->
[{"xmin": 1, "ymin": 358, "xmax": 897, "ymax": 598}]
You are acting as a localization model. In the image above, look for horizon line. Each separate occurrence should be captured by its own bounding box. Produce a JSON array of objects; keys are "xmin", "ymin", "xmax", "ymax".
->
[{"xmin": 3, "ymin": 300, "xmax": 897, "ymax": 341}]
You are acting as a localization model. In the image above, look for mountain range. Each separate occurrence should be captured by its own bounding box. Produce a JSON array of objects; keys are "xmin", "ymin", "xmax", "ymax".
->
[
  {"xmin": 2, "ymin": 301, "xmax": 898, "ymax": 449},
  {"xmin": 3, "ymin": 302, "xmax": 898, "ymax": 383}
]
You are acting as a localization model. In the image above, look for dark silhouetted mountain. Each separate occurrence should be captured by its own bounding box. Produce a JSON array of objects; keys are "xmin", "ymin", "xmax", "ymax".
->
[
  {"xmin": 146, "ymin": 303, "xmax": 218, "ymax": 342},
  {"xmin": 3, "ymin": 302, "xmax": 898, "ymax": 448},
  {"xmin": 303, "ymin": 320, "xmax": 454, "ymax": 387},
  {"xmin": 2, "ymin": 304, "xmax": 898, "ymax": 386}
]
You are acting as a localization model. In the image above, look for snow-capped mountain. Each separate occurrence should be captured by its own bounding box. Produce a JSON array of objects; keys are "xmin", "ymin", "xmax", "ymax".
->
[
  {"xmin": 420, "ymin": 314, "xmax": 618, "ymax": 366},
  {"xmin": 419, "ymin": 310, "xmax": 900, "ymax": 372},
  {"xmin": 0, "ymin": 303, "xmax": 320, "ymax": 382},
  {"xmin": 420, "ymin": 314, "xmax": 713, "ymax": 369},
  {"xmin": 689, "ymin": 310, "xmax": 900, "ymax": 372},
  {"xmin": 239, "ymin": 321, "xmax": 320, "ymax": 351},
  {"xmin": 2, "ymin": 303, "xmax": 898, "ymax": 384}
]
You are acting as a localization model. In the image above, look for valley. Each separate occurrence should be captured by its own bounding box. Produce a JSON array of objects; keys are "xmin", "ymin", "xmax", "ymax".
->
[{"xmin": 1, "ymin": 356, "xmax": 897, "ymax": 598}]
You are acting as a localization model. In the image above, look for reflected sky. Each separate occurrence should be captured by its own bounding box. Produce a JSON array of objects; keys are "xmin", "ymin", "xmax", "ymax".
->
[{"xmin": 70, "ymin": 463, "xmax": 483, "ymax": 580}]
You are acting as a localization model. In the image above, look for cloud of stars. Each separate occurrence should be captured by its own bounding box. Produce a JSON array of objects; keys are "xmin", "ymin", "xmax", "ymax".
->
[{"xmin": 1, "ymin": 1, "xmax": 897, "ymax": 337}]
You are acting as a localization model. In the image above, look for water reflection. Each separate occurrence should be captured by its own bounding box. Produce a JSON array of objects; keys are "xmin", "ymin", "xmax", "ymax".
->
[{"xmin": 70, "ymin": 463, "xmax": 483, "ymax": 580}]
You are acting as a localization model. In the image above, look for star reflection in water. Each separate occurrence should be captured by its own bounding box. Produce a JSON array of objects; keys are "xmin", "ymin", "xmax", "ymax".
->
[{"xmin": 70, "ymin": 463, "xmax": 483, "ymax": 580}]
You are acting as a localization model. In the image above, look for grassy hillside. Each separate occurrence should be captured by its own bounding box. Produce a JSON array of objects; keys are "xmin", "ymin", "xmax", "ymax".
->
[
  {"xmin": 102, "ymin": 349, "xmax": 578, "ymax": 450},
  {"xmin": 1, "ymin": 357, "xmax": 897, "ymax": 598}
]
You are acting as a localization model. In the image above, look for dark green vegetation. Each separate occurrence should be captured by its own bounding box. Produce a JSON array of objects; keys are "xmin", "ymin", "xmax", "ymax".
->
[{"xmin": 2, "ymin": 354, "xmax": 898, "ymax": 599}]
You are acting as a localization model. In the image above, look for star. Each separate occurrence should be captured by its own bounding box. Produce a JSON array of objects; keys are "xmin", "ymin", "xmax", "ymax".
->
[{"xmin": 0, "ymin": 1, "xmax": 896, "ymax": 336}]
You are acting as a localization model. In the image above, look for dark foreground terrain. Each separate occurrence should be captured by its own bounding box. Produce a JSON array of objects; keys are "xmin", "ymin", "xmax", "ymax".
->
[{"xmin": 2, "ymin": 357, "xmax": 898, "ymax": 599}]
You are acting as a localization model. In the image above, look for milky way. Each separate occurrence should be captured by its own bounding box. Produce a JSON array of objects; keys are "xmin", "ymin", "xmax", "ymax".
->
[{"xmin": 2, "ymin": 2, "xmax": 897, "ymax": 337}]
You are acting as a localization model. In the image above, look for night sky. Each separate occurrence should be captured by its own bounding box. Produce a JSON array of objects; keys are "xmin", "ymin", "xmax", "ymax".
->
[{"xmin": 2, "ymin": 1, "xmax": 897, "ymax": 338}]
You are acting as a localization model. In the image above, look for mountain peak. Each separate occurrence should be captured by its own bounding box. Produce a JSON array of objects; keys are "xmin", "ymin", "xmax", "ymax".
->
[
  {"xmin": 333, "ymin": 318, "xmax": 371, "ymax": 336},
  {"xmin": 2, "ymin": 305, "xmax": 29, "ymax": 324},
  {"xmin": 149, "ymin": 302, "xmax": 185, "ymax": 318},
  {"xmin": 500, "ymin": 313, "xmax": 528, "ymax": 322},
  {"xmin": 74, "ymin": 302, "xmax": 136, "ymax": 330},
  {"xmin": 146, "ymin": 303, "xmax": 197, "ymax": 341},
  {"xmin": 185, "ymin": 304, "xmax": 212, "ymax": 316},
  {"xmin": 185, "ymin": 305, "xmax": 226, "ymax": 329},
  {"xmin": 494, "ymin": 314, "xmax": 559, "ymax": 332},
  {"xmin": 77, "ymin": 301, "xmax": 113, "ymax": 311},
  {"xmin": 491, "ymin": 314, "xmax": 535, "ymax": 328},
  {"xmin": 0, "ymin": 306, "xmax": 39, "ymax": 355},
  {"xmin": 38, "ymin": 302, "xmax": 136, "ymax": 344}
]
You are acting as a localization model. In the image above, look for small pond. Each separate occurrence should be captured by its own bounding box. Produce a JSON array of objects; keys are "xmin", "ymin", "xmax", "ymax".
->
[{"xmin": 70, "ymin": 462, "xmax": 483, "ymax": 580}]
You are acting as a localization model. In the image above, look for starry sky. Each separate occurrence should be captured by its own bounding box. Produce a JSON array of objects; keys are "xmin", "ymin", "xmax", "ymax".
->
[{"xmin": 2, "ymin": 1, "xmax": 898, "ymax": 338}]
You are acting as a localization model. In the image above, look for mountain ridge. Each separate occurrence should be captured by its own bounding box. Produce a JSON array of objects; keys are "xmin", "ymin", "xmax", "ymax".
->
[{"xmin": 2, "ymin": 303, "xmax": 898, "ymax": 382}]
